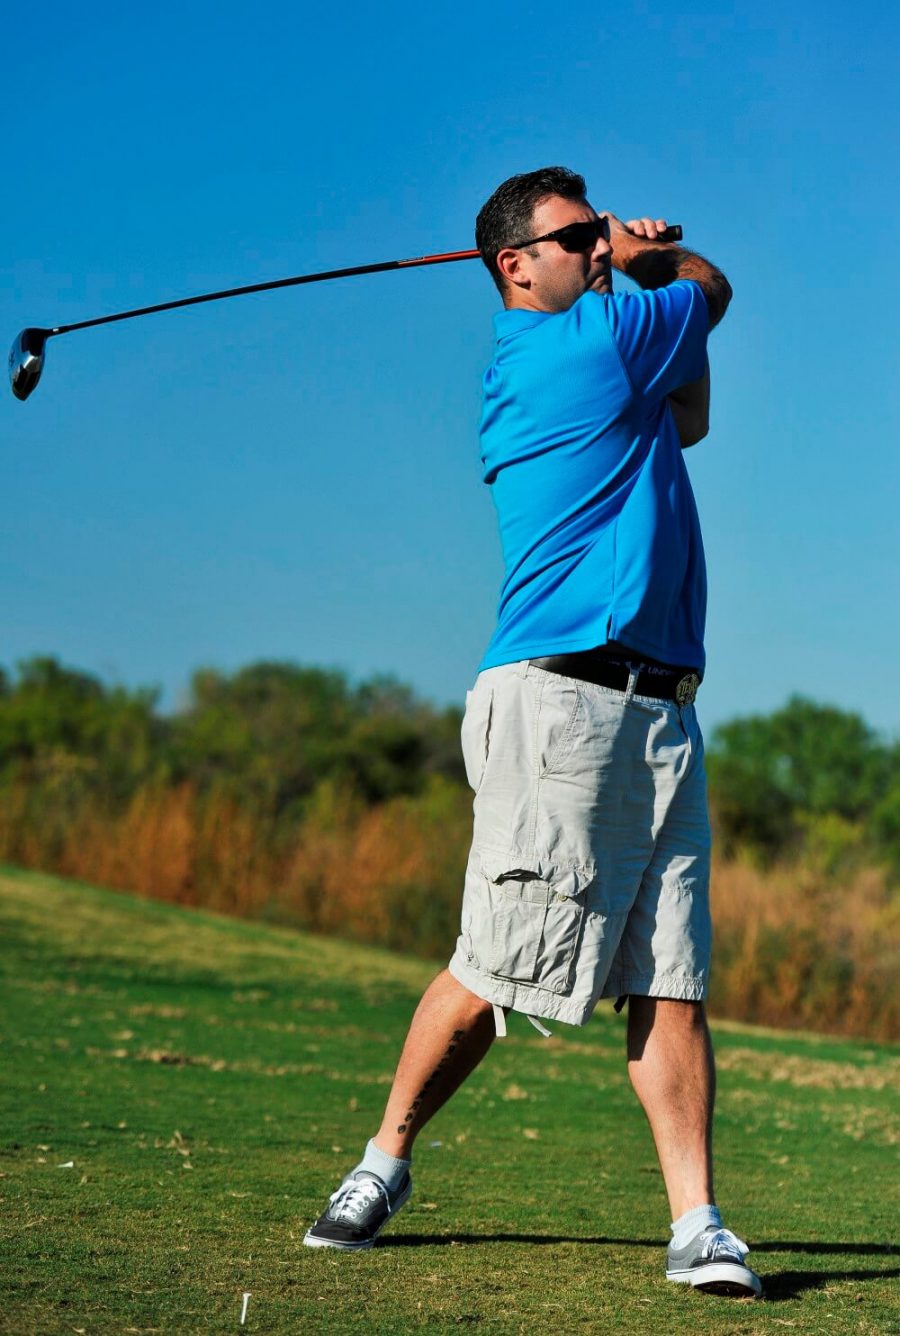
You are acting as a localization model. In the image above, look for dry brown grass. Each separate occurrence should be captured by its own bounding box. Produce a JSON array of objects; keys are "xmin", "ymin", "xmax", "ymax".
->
[{"xmin": 2, "ymin": 779, "xmax": 897, "ymax": 1039}]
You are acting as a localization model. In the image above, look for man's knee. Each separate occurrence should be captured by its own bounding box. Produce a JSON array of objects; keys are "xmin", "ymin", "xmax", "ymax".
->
[
  {"xmin": 626, "ymin": 995, "xmax": 708, "ymax": 1058},
  {"xmin": 656, "ymin": 998, "xmax": 707, "ymax": 1024},
  {"xmin": 455, "ymin": 981, "xmax": 497, "ymax": 1025},
  {"xmin": 427, "ymin": 968, "xmax": 496, "ymax": 1023}
]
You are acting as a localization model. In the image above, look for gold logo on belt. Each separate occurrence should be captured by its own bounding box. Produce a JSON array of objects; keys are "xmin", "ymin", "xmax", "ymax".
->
[{"xmin": 675, "ymin": 673, "xmax": 700, "ymax": 706}]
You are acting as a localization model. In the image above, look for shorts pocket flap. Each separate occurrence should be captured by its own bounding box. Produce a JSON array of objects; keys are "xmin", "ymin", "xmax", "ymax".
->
[
  {"xmin": 546, "ymin": 865, "xmax": 592, "ymax": 901},
  {"xmin": 478, "ymin": 849, "xmax": 592, "ymax": 900}
]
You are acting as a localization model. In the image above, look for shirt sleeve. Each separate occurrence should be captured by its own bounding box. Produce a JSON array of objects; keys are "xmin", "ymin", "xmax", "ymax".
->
[{"xmin": 602, "ymin": 280, "xmax": 709, "ymax": 400}]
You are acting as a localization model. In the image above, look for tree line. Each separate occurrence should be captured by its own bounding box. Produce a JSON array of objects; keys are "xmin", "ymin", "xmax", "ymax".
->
[
  {"xmin": 2, "ymin": 654, "xmax": 897, "ymax": 875},
  {"xmin": 1, "ymin": 655, "xmax": 896, "ymax": 1039}
]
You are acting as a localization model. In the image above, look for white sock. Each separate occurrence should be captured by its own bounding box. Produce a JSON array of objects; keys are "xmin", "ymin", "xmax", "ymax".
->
[
  {"xmin": 354, "ymin": 1138, "xmax": 411, "ymax": 1194},
  {"xmin": 671, "ymin": 1203, "xmax": 722, "ymax": 1250}
]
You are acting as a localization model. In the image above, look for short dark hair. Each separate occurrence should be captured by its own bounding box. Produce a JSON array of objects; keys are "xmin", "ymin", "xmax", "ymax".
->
[{"xmin": 475, "ymin": 166, "xmax": 587, "ymax": 294}]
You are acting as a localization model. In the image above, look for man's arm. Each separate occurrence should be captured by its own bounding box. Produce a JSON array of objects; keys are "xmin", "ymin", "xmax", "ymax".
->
[
  {"xmin": 604, "ymin": 213, "xmax": 733, "ymax": 328},
  {"xmin": 602, "ymin": 215, "xmax": 727, "ymax": 445},
  {"xmin": 667, "ymin": 357, "xmax": 710, "ymax": 448}
]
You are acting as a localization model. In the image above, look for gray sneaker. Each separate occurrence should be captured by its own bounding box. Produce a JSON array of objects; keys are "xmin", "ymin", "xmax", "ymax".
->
[
  {"xmin": 303, "ymin": 1170, "xmax": 412, "ymax": 1251},
  {"xmin": 666, "ymin": 1225, "xmax": 763, "ymax": 1297}
]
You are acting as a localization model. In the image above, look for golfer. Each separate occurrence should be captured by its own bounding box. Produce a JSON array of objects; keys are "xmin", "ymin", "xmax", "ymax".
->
[{"xmin": 305, "ymin": 166, "xmax": 761, "ymax": 1298}]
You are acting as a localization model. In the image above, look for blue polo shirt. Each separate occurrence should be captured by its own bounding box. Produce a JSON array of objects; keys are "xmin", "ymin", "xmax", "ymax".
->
[{"xmin": 477, "ymin": 280, "xmax": 710, "ymax": 674}]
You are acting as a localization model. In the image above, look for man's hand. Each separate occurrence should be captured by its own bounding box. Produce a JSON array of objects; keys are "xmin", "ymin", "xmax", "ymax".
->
[
  {"xmin": 622, "ymin": 216, "xmax": 671, "ymax": 240},
  {"xmin": 602, "ymin": 212, "xmax": 674, "ymax": 271}
]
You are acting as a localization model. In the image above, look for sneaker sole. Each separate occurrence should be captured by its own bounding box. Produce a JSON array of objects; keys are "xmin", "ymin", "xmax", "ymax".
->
[
  {"xmin": 302, "ymin": 1231, "xmax": 376, "ymax": 1251},
  {"xmin": 302, "ymin": 1179, "xmax": 412, "ymax": 1251},
  {"xmin": 667, "ymin": 1261, "xmax": 762, "ymax": 1297}
]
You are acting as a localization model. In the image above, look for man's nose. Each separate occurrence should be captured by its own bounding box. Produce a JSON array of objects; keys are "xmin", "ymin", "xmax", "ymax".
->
[{"xmin": 591, "ymin": 235, "xmax": 611, "ymax": 262}]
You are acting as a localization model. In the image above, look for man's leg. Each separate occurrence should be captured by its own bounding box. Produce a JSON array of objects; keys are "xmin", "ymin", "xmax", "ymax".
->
[
  {"xmin": 626, "ymin": 996, "xmax": 715, "ymax": 1218},
  {"xmin": 373, "ymin": 968, "xmax": 497, "ymax": 1157},
  {"xmin": 304, "ymin": 969, "xmax": 495, "ymax": 1249},
  {"xmin": 626, "ymin": 996, "xmax": 762, "ymax": 1295}
]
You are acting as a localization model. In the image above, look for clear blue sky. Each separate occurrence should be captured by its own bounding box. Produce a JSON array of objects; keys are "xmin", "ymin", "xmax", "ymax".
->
[{"xmin": 3, "ymin": 0, "xmax": 898, "ymax": 739}]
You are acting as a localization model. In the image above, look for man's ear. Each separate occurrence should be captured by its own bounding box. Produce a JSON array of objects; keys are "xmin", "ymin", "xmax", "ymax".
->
[{"xmin": 496, "ymin": 247, "xmax": 529, "ymax": 290}]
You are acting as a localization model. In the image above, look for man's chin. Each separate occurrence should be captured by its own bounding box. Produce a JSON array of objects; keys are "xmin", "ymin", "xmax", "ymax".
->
[{"xmin": 591, "ymin": 274, "xmax": 613, "ymax": 294}]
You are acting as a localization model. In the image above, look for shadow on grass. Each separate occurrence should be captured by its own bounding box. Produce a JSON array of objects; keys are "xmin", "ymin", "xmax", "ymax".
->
[
  {"xmin": 385, "ymin": 1234, "xmax": 894, "ymax": 1258},
  {"xmin": 381, "ymin": 1234, "xmax": 898, "ymax": 1301},
  {"xmin": 384, "ymin": 1233, "xmax": 656, "ymax": 1248},
  {"xmin": 757, "ymin": 1241, "xmax": 895, "ymax": 1256},
  {"xmin": 757, "ymin": 1267, "xmax": 899, "ymax": 1301}
]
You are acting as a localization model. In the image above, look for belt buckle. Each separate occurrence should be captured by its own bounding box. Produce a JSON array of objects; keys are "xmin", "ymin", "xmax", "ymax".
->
[{"xmin": 675, "ymin": 672, "xmax": 700, "ymax": 706}]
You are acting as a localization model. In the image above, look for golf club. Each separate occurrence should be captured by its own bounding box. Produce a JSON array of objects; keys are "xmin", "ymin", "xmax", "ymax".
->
[{"xmin": 8, "ymin": 226, "xmax": 682, "ymax": 401}]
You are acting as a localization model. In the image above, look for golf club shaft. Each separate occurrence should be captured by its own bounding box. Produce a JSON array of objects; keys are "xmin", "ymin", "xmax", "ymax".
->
[
  {"xmin": 46, "ymin": 226, "xmax": 683, "ymax": 339},
  {"xmin": 48, "ymin": 250, "xmax": 482, "ymax": 338}
]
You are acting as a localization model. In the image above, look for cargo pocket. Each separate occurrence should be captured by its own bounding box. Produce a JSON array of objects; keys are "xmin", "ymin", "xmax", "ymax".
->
[
  {"xmin": 460, "ymin": 684, "xmax": 494, "ymax": 794},
  {"xmin": 479, "ymin": 849, "xmax": 592, "ymax": 995}
]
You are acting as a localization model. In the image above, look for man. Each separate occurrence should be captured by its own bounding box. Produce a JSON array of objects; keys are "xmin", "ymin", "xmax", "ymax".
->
[{"xmin": 304, "ymin": 166, "xmax": 762, "ymax": 1299}]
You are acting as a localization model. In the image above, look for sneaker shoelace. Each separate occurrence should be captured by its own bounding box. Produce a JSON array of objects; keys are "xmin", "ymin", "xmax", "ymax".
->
[
  {"xmin": 700, "ymin": 1227, "xmax": 750, "ymax": 1263},
  {"xmin": 328, "ymin": 1175, "xmax": 389, "ymax": 1223}
]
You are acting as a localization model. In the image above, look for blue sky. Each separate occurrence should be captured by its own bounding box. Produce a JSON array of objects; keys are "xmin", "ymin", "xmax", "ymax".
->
[{"xmin": 3, "ymin": 0, "xmax": 898, "ymax": 738}]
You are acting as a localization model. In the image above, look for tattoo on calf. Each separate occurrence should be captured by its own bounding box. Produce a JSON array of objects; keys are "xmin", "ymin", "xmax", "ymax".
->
[{"xmin": 397, "ymin": 1030, "xmax": 466, "ymax": 1135}]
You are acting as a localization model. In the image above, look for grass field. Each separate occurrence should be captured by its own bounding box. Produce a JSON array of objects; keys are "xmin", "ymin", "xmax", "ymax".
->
[{"xmin": 1, "ymin": 865, "xmax": 897, "ymax": 1335}]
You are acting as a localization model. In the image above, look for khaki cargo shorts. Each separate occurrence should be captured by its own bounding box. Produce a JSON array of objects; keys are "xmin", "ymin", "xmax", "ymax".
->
[{"xmin": 447, "ymin": 659, "xmax": 712, "ymax": 1027}]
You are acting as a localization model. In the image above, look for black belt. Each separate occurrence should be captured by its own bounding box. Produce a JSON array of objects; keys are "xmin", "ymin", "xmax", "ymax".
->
[{"xmin": 530, "ymin": 648, "xmax": 701, "ymax": 705}]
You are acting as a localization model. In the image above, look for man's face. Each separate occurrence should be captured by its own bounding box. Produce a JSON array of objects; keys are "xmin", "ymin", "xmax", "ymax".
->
[{"xmin": 499, "ymin": 194, "xmax": 613, "ymax": 312}]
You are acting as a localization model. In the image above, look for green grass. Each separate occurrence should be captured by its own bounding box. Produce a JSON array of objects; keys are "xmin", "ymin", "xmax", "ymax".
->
[{"xmin": 1, "ymin": 865, "xmax": 897, "ymax": 1335}]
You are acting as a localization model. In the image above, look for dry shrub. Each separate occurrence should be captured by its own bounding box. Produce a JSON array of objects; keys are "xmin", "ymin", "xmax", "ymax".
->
[
  {"xmin": 3, "ymin": 783, "xmax": 275, "ymax": 919},
  {"xmin": 280, "ymin": 776, "xmax": 471, "ymax": 956},
  {"xmin": 193, "ymin": 792, "xmax": 273, "ymax": 917},
  {"xmin": 59, "ymin": 785, "xmax": 196, "ymax": 901},
  {"xmin": 0, "ymin": 783, "xmax": 32, "ymax": 863},
  {"xmin": 710, "ymin": 855, "xmax": 899, "ymax": 1040},
  {"xmin": 279, "ymin": 780, "xmax": 365, "ymax": 930}
]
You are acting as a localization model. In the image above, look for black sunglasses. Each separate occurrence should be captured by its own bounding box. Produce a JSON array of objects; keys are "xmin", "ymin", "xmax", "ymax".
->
[{"xmin": 506, "ymin": 217, "xmax": 611, "ymax": 253}]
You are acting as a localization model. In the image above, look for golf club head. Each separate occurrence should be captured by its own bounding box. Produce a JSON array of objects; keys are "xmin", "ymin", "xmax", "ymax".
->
[{"xmin": 9, "ymin": 327, "xmax": 49, "ymax": 400}]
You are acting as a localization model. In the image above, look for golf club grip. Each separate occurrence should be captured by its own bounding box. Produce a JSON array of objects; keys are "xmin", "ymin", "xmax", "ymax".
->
[{"xmin": 656, "ymin": 225, "xmax": 682, "ymax": 243}]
